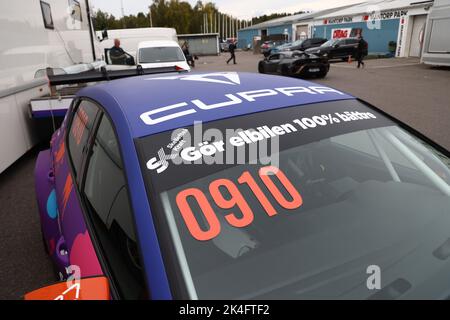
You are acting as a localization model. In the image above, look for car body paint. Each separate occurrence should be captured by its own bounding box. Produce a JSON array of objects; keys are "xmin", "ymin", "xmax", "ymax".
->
[
  {"xmin": 36, "ymin": 114, "xmax": 103, "ymax": 280},
  {"xmin": 35, "ymin": 72, "xmax": 357, "ymax": 299},
  {"xmin": 77, "ymin": 72, "xmax": 354, "ymax": 138}
]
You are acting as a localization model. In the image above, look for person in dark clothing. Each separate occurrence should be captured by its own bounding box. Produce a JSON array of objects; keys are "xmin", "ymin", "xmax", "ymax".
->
[
  {"xmin": 182, "ymin": 42, "xmax": 195, "ymax": 68},
  {"xmin": 356, "ymin": 35, "xmax": 368, "ymax": 69},
  {"xmin": 110, "ymin": 39, "xmax": 127, "ymax": 65},
  {"xmin": 226, "ymin": 41, "xmax": 237, "ymax": 65}
]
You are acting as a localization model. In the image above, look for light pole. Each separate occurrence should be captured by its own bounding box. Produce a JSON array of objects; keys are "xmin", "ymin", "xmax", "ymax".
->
[
  {"xmin": 121, "ymin": 0, "xmax": 125, "ymax": 28},
  {"xmin": 225, "ymin": 14, "xmax": 228, "ymax": 39},
  {"xmin": 148, "ymin": 6, "xmax": 153, "ymax": 27}
]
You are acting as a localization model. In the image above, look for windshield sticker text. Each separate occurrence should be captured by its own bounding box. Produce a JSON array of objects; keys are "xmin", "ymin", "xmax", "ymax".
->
[
  {"xmin": 175, "ymin": 166, "xmax": 303, "ymax": 241},
  {"xmin": 146, "ymin": 110, "xmax": 377, "ymax": 174}
]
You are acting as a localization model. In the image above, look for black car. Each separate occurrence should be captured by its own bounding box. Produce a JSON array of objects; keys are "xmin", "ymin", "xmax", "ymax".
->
[
  {"xmin": 258, "ymin": 51, "xmax": 330, "ymax": 78},
  {"xmin": 269, "ymin": 38, "xmax": 327, "ymax": 56},
  {"xmin": 281, "ymin": 37, "xmax": 327, "ymax": 52},
  {"xmin": 305, "ymin": 38, "xmax": 360, "ymax": 61}
]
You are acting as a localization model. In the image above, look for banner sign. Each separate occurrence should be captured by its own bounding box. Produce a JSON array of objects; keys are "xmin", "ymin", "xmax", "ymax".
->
[
  {"xmin": 324, "ymin": 16, "xmax": 353, "ymax": 24},
  {"xmin": 332, "ymin": 28, "xmax": 352, "ymax": 39},
  {"xmin": 368, "ymin": 9, "xmax": 408, "ymax": 21}
]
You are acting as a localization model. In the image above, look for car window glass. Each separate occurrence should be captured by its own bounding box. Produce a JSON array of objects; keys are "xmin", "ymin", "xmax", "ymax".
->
[
  {"xmin": 136, "ymin": 99, "xmax": 450, "ymax": 299},
  {"xmin": 139, "ymin": 46, "xmax": 185, "ymax": 63},
  {"xmin": 331, "ymin": 130, "xmax": 416, "ymax": 170},
  {"xmin": 83, "ymin": 114, "xmax": 145, "ymax": 299},
  {"xmin": 67, "ymin": 101, "xmax": 99, "ymax": 178},
  {"xmin": 69, "ymin": 0, "xmax": 82, "ymax": 22},
  {"xmin": 107, "ymin": 49, "xmax": 134, "ymax": 66}
]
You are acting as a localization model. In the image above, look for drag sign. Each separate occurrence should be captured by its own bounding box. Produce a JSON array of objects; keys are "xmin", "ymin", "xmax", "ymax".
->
[{"xmin": 332, "ymin": 28, "xmax": 352, "ymax": 39}]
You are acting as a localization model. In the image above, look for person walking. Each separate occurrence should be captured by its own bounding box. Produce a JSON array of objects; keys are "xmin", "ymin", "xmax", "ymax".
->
[
  {"xmin": 356, "ymin": 35, "xmax": 368, "ymax": 69},
  {"xmin": 226, "ymin": 40, "xmax": 237, "ymax": 65},
  {"xmin": 182, "ymin": 42, "xmax": 195, "ymax": 68}
]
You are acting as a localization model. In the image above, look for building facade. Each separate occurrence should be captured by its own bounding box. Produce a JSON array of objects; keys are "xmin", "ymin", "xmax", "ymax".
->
[
  {"xmin": 238, "ymin": 0, "xmax": 434, "ymax": 58},
  {"xmin": 312, "ymin": 0, "xmax": 433, "ymax": 57},
  {"xmin": 237, "ymin": 7, "xmax": 356, "ymax": 49}
]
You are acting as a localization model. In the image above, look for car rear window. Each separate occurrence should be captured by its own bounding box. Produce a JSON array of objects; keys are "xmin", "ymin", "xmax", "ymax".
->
[{"xmin": 136, "ymin": 100, "xmax": 450, "ymax": 299}]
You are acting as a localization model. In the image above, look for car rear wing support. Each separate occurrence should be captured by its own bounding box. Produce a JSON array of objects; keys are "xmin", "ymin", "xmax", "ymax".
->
[
  {"xmin": 46, "ymin": 65, "xmax": 185, "ymax": 86},
  {"xmin": 30, "ymin": 66, "xmax": 186, "ymax": 120}
]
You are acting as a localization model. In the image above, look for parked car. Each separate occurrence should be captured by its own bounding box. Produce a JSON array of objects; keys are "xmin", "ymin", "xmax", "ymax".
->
[
  {"xmin": 272, "ymin": 38, "xmax": 327, "ymax": 54},
  {"xmin": 261, "ymin": 40, "xmax": 288, "ymax": 56},
  {"xmin": 258, "ymin": 51, "xmax": 330, "ymax": 78},
  {"xmin": 29, "ymin": 71, "xmax": 450, "ymax": 300},
  {"xmin": 221, "ymin": 38, "xmax": 237, "ymax": 52},
  {"xmin": 220, "ymin": 41, "xmax": 229, "ymax": 52},
  {"xmin": 267, "ymin": 41, "xmax": 292, "ymax": 55},
  {"xmin": 306, "ymin": 37, "xmax": 360, "ymax": 60}
]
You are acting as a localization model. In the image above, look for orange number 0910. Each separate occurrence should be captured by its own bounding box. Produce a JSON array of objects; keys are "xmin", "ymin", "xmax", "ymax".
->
[{"xmin": 175, "ymin": 166, "xmax": 303, "ymax": 241}]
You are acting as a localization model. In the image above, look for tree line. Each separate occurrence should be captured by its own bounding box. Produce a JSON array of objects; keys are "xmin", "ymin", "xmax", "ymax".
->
[{"xmin": 93, "ymin": 0, "xmax": 305, "ymax": 38}]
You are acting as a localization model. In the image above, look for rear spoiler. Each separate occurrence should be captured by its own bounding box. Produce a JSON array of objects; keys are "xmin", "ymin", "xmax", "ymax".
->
[
  {"xmin": 47, "ymin": 65, "xmax": 186, "ymax": 86},
  {"xmin": 30, "ymin": 65, "xmax": 187, "ymax": 120}
]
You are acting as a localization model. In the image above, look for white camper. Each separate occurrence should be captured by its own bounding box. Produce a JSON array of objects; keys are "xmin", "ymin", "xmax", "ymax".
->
[
  {"xmin": 422, "ymin": 0, "xmax": 450, "ymax": 66},
  {"xmin": 0, "ymin": 0, "xmax": 103, "ymax": 174}
]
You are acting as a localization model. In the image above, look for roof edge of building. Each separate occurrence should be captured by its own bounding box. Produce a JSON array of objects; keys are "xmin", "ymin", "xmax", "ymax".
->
[{"xmin": 238, "ymin": 2, "xmax": 365, "ymax": 32}]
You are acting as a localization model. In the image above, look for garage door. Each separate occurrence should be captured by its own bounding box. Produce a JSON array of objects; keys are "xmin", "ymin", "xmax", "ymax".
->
[{"xmin": 409, "ymin": 15, "xmax": 427, "ymax": 57}]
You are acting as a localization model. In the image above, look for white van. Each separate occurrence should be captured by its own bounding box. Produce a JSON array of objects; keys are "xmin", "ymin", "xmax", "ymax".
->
[{"xmin": 137, "ymin": 40, "xmax": 190, "ymax": 71}]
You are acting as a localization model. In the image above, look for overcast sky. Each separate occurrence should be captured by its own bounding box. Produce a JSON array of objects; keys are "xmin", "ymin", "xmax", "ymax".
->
[{"xmin": 90, "ymin": 0, "xmax": 362, "ymax": 20}]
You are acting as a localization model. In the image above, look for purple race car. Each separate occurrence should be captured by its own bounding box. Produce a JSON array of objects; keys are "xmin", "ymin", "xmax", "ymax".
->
[{"xmin": 30, "ymin": 71, "xmax": 450, "ymax": 300}]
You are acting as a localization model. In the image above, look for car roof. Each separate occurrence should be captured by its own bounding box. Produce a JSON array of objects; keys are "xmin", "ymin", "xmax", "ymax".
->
[{"xmin": 78, "ymin": 72, "xmax": 355, "ymax": 139}]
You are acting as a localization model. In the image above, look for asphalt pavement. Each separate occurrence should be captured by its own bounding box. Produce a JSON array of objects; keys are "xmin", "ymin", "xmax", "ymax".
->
[
  {"xmin": 0, "ymin": 146, "xmax": 56, "ymax": 300},
  {"xmin": 0, "ymin": 51, "xmax": 449, "ymax": 299}
]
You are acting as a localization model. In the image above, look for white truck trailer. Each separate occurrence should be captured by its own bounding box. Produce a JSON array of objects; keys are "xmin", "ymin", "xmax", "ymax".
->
[
  {"xmin": 96, "ymin": 27, "xmax": 178, "ymax": 57},
  {"xmin": 0, "ymin": 0, "xmax": 104, "ymax": 174},
  {"xmin": 421, "ymin": 0, "xmax": 450, "ymax": 66}
]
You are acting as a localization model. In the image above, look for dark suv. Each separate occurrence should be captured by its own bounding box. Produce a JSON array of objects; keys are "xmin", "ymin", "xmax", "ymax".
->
[{"xmin": 305, "ymin": 38, "xmax": 360, "ymax": 60}]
